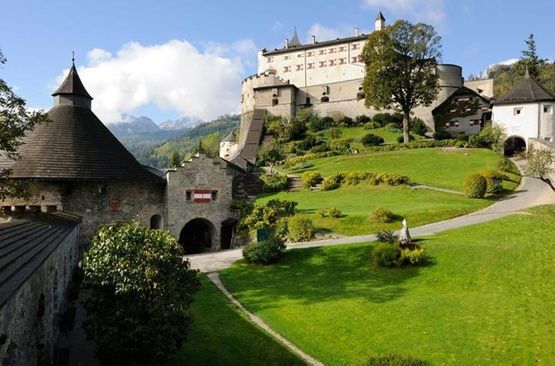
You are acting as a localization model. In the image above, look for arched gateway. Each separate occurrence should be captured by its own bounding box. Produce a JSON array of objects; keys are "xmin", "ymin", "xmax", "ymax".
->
[
  {"xmin": 179, "ymin": 219, "xmax": 216, "ymax": 254},
  {"xmin": 504, "ymin": 136, "xmax": 526, "ymax": 156}
]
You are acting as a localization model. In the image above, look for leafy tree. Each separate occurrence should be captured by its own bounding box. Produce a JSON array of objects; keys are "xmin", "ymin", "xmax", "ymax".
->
[
  {"xmin": 256, "ymin": 141, "xmax": 284, "ymax": 168},
  {"xmin": 361, "ymin": 20, "xmax": 441, "ymax": 143},
  {"xmin": 81, "ymin": 222, "xmax": 200, "ymax": 366},
  {"xmin": 0, "ymin": 49, "xmax": 48, "ymax": 200},
  {"xmin": 526, "ymin": 145, "xmax": 554, "ymax": 179},
  {"xmin": 521, "ymin": 34, "xmax": 545, "ymax": 80},
  {"xmin": 169, "ymin": 150, "xmax": 181, "ymax": 167}
]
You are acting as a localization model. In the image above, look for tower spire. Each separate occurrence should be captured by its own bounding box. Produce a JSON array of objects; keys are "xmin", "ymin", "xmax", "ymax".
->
[{"xmin": 72, "ymin": 51, "xmax": 75, "ymax": 66}]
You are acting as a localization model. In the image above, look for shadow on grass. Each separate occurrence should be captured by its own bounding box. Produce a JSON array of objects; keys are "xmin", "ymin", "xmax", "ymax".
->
[{"xmin": 222, "ymin": 243, "xmax": 433, "ymax": 313}]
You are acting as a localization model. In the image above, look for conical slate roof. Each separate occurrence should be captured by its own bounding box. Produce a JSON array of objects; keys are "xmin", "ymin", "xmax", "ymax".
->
[
  {"xmin": 222, "ymin": 131, "xmax": 236, "ymax": 142},
  {"xmin": 52, "ymin": 64, "xmax": 93, "ymax": 100},
  {"xmin": 0, "ymin": 66, "xmax": 163, "ymax": 183},
  {"xmin": 289, "ymin": 28, "xmax": 302, "ymax": 47},
  {"xmin": 376, "ymin": 12, "xmax": 385, "ymax": 21},
  {"xmin": 494, "ymin": 70, "xmax": 555, "ymax": 105}
]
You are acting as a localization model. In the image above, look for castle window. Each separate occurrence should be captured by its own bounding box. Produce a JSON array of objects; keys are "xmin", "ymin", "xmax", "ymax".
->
[
  {"xmin": 305, "ymin": 97, "xmax": 311, "ymax": 105},
  {"xmin": 297, "ymin": 53, "xmax": 303, "ymax": 58},
  {"xmin": 267, "ymin": 57, "xmax": 274, "ymax": 62},
  {"xmin": 339, "ymin": 58, "xmax": 347, "ymax": 65},
  {"xmin": 307, "ymin": 51, "xmax": 314, "ymax": 57},
  {"xmin": 545, "ymin": 137, "xmax": 552, "ymax": 142},
  {"xmin": 321, "ymin": 96, "xmax": 329, "ymax": 103},
  {"xmin": 284, "ymin": 55, "xmax": 290, "ymax": 60},
  {"xmin": 319, "ymin": 61, "xmax": 326, "ymax": 68},
  {"xmin": 338, "ymin": 46, "xmax": 346, "ymax": 52},
  {"xmin": 352, "ymin": 44, "xmax": 359, "ymax": 50},
  {"xmin": 329, "ymin": 60, "xmax": 336, "ymax": 66},
  {"xmin": 307, "ymin": 62, "xmax": 315, "ymax": 69},
  {"xmin": 283, "ymin": 66, "xmax": 291, "ymax": 73},
  {"xmin": 196, "ymin": 173, "xmax": 208, "ymax": 185},
  {"xmin": 514, "ymin": 107, "xmax": 523, "ymax": 115},
  {"xmin": 544, "ymin": 105, "xmax": 552, "ymax": 114},
  {"xmin": 328, "ymin": 48, "xmax": 336, "ymax": 54},
  {"xmin": 109, "ymin": 199, "xmax": 121, "ymax": 212},
  {"xmin": 211, "ymin": 191, "xmax": 218, "ymax": 201},
  {"xmin": 272, "ymin": 98, "xmax": 279, "ymax": 106},
  {"xmin": 186, "ymin": 191, "xmax": 192, "ymax": 201},
  {"xmin": 319, "ymin": 50, "xmax": 325, "ymax": 55},
  {"xmin": 296, "ymin": 64, "xmax": 304, "ymax": 71},
  {"xmin": 352, "ymin": 56, "xmax": 359, "ymax": 63}
]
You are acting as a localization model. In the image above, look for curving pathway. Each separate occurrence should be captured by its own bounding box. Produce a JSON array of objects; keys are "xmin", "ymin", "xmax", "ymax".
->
[{"xmin": 187, "ymin": 175, "xmax": 555, "ymax": 273}]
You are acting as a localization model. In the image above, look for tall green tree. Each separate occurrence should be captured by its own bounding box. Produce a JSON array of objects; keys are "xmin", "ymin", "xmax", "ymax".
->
[
  {"xmin": 0, "ymin": 49, "xmax": 48, "ymax": 200},
  {"xmin": 521, "ymin": 34, "xmax": 545, "ymax": 80},
  {"xmin": 169, "ymin": 150, "xmax": 181, "ymax": 167},
  {"xmin": 361, "ymin": 20, "xmax": 441, "ymax": 143}
]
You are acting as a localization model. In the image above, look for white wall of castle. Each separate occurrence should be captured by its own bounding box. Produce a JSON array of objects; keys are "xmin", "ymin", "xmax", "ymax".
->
[{"xmin": 493, "ymin": 102, "xmax": 555, "ymax": 143}]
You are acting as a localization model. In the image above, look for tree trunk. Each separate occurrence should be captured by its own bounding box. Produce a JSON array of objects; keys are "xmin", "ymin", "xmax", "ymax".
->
[{"xmin": 402, "ymin": 112, "xmax": 411, "ymax": 144}]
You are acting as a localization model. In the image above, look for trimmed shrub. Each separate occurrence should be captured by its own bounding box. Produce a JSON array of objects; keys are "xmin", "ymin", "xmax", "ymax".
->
[
  {"xmin": 339, "ymin": 116, "xmax": 355, "ymax": 127},
  {"xmin": 362, "ymin": 133, "xmax": 385, "ymax": 147},
  {"xmin": 330, "ymin": 138, "xmax": 351, "ymax": 152},
  {"xmin": 468, "ymin": 125, "xmax": 505, "ymax": 152},
  {"xmin": 372, "ymin": 242, "xmax": 401, "ymax": 267},
  {"xmin": 243, "ymin": 236, "xmax": 286, "ymax": 265},
  {"xmin": 318, "ymin": 208, "xmax": 343, "ymax": 218},
  {"xmin": 302, "ymin": 171, "xmax": 323, "ymax": 189},
  {"xmin": 372, "ymin": 113, "xmax": 389, "ymax": 126},
  {"xmin": 399, "ymin": 247, "xmax": 427, "ymax": 266},
  {"xmin": 356, "ymin": 115, "xmax": 372, "ymax": 125},
  {"xmin": 287, "ymin": 216, "xmax": 315, "ymax": 242},
  {"xmin": 321, "ymin": 173, "xmax": 344, "ymax": 191},
  {"xmin": 364, "ymin": 121, "xmax": 382, "ymax": 130},
  {"xmin": 371, "ymin": 208, "xmax": 395, "ymax": 223},
  {"xmin": 411, "ymin": 118, "xmax": 427, "ymax": 136},
  {"xmin": 261, "ymin": 174, "xmax": 289, "ymax": 192},
  {"xmin": 463, "ymin": 173, "xmax": 487, "ymax": 198},
  {"xmin": 433, "ymin": 130, "xmax": 452, "ymax": 140},
  {"xmin": 375, "ymin": 172, "xmax": 409, "ymax": 185},
  {"xmin": 397, "ymin": 134, "xmax": 415, "ymax": 143},
  {"xmin": 480, "ymin": 169, "xmax": 504, "ymax": 194},
  {"xmin": 376, "ymin": 230, "xmax": 398, "ymax": 244},
  {"xmin": 308, "ymin": 115, "xmax": 332, "ymax": 132},
  {"xmin": 256, "ymin": 142, "xmax": 284, "ymax": 166},
  {"xmin": 384, "ymin": 122, "xmax": 401, "ymax": 130},
  {"xmin": 266, "ymin": 199, "xmax": 298, "ymax": 216},
  {"xmin": 456, "ymin": 134, "xmax": 469, "ymax": 142},
  {"xmin": 367, "ymin": 354, "xmax": 429, "ymax": 366}
]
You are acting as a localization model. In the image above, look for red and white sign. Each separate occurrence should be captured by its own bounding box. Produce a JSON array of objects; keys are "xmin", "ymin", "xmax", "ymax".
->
[{"xmin": 193, "ymin": 189, "xmax": 211, "ymax": 203}]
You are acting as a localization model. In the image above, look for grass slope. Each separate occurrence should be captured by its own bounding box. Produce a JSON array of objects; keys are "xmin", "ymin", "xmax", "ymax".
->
[
  {"xmin": 256, "ymin": 185, "xmax": 490, "ymax": 236},
  {"xmin": 284, "ymin": 148, "xmax": 520, "ymax": 191},
  {"xmin": 336, "ymin": 127, "xmax": 422, "ymax": 144},
  {"xmin": 172, "ymin": 276, "xmax": 305, "ymax": 366},
  {"xmin": 221, "ymin": 206, "xmax": 555, "ymax": 365}
]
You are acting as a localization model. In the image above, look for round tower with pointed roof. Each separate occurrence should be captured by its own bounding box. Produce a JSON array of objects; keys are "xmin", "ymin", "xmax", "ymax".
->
[{"xmin": 375, "ymin": 11, "xmax": 386, "ymax": 31}]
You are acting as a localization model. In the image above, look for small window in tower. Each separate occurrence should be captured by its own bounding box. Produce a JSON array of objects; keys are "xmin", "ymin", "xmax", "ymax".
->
[
  {"xmin": 186, "ymin": 191, "xmax": 192, "ymax": 201},
  {"xmin": 305, "ymin": 97, "xmax": 311, "ymax": 105},
  {"xmin": 211, "ymin": 191, "xmax": 218, "ymax": 201},
  {"xmin": 321, "ymin": 96, "xmax": 329, "ymax": 103},
  {"xmin": 272, "ymin": 98, "xmax": 279, "ymax": 106},
  {"xmin": 545, "ymin": 137, "xmax": 552, "ymax": 142},
  {"xmin": 109, "ymin": 199, "xmax": 121, "ymax": 212},
  {"xmin": 544, "ymin": 105, "xmax": 552, "ymax": 114},
  {"xmin": 319, "ymin": 50, "xmax": 325, "ymax": 55},
  {"xmin": 514, "ymin": 107, "xmax": 523, "ymax": 115},
  {"xmin": 319, "ymin": 61, "xmax": 326, "ymax": 68}
]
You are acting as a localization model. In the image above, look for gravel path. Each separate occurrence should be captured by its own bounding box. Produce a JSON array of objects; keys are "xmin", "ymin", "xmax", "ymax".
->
[{"xmin": 188, "ymin": 175, "xmax": 555, "ymax": 273}]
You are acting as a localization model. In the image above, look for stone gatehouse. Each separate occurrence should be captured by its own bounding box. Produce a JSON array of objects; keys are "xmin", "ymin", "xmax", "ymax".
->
[{"xmin": 0, "ymin": 62, "xmax": 250, "ymax": 255}]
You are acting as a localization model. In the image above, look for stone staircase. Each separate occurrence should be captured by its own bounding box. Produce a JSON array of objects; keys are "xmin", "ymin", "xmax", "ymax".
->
[{"xmin": 287, "ymin": 176, "xmax": 303, "ymax": 192}]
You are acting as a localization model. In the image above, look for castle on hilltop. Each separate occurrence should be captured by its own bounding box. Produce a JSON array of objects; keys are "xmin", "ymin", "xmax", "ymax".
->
[{"xmin": 229, "ymin": 13, "xmax": 494, "ymax": 159}]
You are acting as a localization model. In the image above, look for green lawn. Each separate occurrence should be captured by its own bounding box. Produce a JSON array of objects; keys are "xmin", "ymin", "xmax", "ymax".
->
[
  {"xmin": 171, "ymin": 276, "xmax": 305, "ymax": 366},
  {"xmin": 256, "ymin": 185, "xmax": 490, "ymax": 236},
  {"xmin": 283, "ymin": 148, "xmax": 520, "ymax": 191},
  {"xmin": 221, "ymin": 206, "xmax": 555, "ymax": 365},
  {"xmin": 335, "ymin": 127, "xmax": 423, "ymax": 144}
]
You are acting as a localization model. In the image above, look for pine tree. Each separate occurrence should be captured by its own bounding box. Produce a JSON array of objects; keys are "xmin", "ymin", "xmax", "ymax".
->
[
  {"xmin": 169, "ymin": 150, "xmax": 181, "ymax": 168},
  {"xmin": 521, "ymin": 34, "xmax": 545, "ymax": 79}
]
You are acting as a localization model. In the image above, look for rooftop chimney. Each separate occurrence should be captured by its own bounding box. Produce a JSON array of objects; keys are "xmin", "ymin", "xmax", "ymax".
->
[
  {"xmin": 311, "ymin": 35, "xmax": 316, "ymax": 44},
  {"xmin": 355, "ymin": 28, "xmax": 360, "ymax": 36},
  {"xmin": 285, "ymin": 38, "xmax": 289, "ymax": 49}
]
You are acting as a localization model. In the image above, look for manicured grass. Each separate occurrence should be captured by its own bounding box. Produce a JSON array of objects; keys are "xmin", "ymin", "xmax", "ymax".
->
[
  {"xmin": 256, "ymin": 185, "xmax": 490, "ymax": 236},
  {"xmin": 335, "ymin": 127, "xmax": 423, "ymax": 144},
  {"xmin": 221, "ymin": 206, "xmax": 555, "ymax": 365},
  {"xmin": 283, "ymin": 148, "xmax": 520, "ymax": 191},
  {"xmin": 171, "ymin": 276, "xmax": 305, "ymax": 366}
]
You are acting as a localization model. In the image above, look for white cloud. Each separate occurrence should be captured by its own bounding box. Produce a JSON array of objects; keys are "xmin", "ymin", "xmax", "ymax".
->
[
  {"xmin": 362, "ymin": 0, "xmax": 445, "ymax": 26},
  {"xmin": 306, "ymin": 24, "xmax": 365, "ymax": 43},
  {"xmin": 54, "ymin": 39, "xmax": 255, "ymax": 123}
]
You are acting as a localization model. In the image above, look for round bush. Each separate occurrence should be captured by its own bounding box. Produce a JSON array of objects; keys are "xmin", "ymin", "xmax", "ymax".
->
[
  {"xmin": 433, "ymin": 130, "xmax": 452, "ymax": 141},
  {"xmin": 364, "ymin": 121, "xmax": 381, "ymax": 130},
  {"xmin": 371, "ymin": 208, "xmax": 395, "ymax": 223},
  {"xmin": 372, "ymin": 242, "xmax": 400, "ymax": 267},
  {"xmin": 243, "ymin": 236, "xmax": 286, "ymax": 265},
  {"xmin": 456, "ymin": 134, "xmax": 469, "ymax": 142},
  {"xmin": 287, "ymin": 216, "xmax": 315, "ymax": 242},
  {"xmin": 302, "ymin": 171, "xmax": 323, "ymax": 189},
  {"xmin": 384, "ymin": 122, "xmax": 401, "ymax": 130},
  {"xmin": 361, "ymin": 133, "xmax": 385, "ymax": 147},
  {"xmin": 411, "ymin": 118, "xmax": 428, "ymax": 136},
  {"xmin": 463, "ymin": 173, "xmax": 488, "ymax": 198},
  {"xmin": 261, "ymin": 174, "xmax": 289, "ymax": 192},
  {"xmin": 355, "ymin": 115, "xmax": 372, "ymax": 125},
  {"xmin": 480, "ymin": 169, "xmax": 504, "ymax": 194}
]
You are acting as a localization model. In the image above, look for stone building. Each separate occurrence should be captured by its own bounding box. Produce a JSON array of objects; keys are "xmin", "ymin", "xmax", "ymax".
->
[
  {"xmin": 492, "ymin": 69, "xmax": 555, "ymax": 155},
  {"xmin": 0, "ymin": 212, "xmax": 81, "ymax": 365},
  {"xmin": 239, "ymin": 13, "xmax": 493, "ymax": 138},
  {"xmin": 0, "ymin": 63, "xmax": 245, "ymax": 254}
]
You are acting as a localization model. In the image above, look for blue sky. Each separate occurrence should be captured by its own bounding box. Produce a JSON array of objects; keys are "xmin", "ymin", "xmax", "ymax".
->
[{"xmin": 1, "ymin": 0, "xmax": 554, "ymax": 124}]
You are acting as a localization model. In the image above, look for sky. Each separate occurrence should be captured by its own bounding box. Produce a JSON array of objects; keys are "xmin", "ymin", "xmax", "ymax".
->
[{"xmin": 1, "ymin": 0, "xmax": 555, "ymax": 124}]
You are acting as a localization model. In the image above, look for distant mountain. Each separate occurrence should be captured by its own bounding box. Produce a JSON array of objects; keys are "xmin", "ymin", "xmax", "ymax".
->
[
  {"xmin": 159, "ymin": 116, "xmax": 204, "ymax": 130},
  {"xmin": 107, "ymin": 115, "xmax": 160, "ymax": 137}
]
